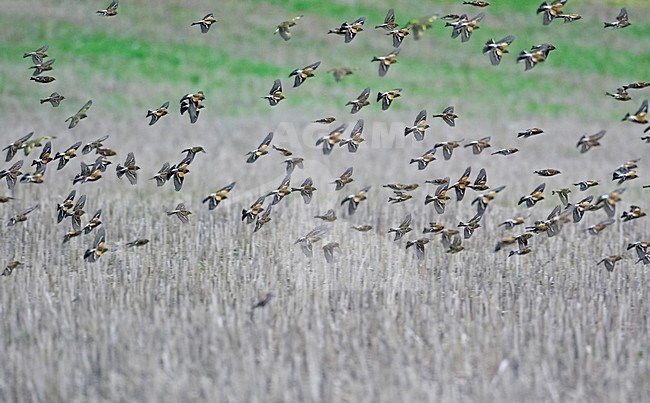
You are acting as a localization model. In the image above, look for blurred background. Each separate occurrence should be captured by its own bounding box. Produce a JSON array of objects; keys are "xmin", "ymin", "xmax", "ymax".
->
[{"xmin": 0, "ymin": 0, "xmax": 648, "ymax": 194}]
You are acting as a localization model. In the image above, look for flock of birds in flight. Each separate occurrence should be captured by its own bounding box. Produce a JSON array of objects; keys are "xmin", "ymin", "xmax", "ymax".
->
[{"xmin": 2, "ymin": 0, "xmax": 650, "ymax": 282}]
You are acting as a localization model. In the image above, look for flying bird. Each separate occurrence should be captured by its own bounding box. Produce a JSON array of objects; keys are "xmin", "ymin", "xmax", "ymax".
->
[
  {"xmin": 388, "ymin": 191, "xmax": 413, "ymax": 204},
  {"xmin": 622, "ymin": 205, "xmax": 646, "ymax": 222},
  {"xmin": 341, "ymin": 186, "xmax": 371, "ymax": 215},
  {"xmin": 246, "ymin": 132, "xmax": 274, "ymax": 163},
  {"xmin": 605, "ymin": 88, "xmax": 631, "ymax": 101},
  {"xmin": 434, "ymin": 140, "xmax": 464, "ymax": 160},
  {"xmin": 272, "ymin": 145, "xmax": 293, "ymax": 157},
  {"xmin": 597, "ymin": 256, "xmax": 623, "ymax": 272},
  {"xmin": 295, "ymin": 225, "xmax": 329, "ymax": 258},
  {"xmin": 146, "ymin": 101, "xmax": 170, "ymax": 125},
  {"xmin": 388, "ymin": 214, "xmax": 413, "ymax": 241},
  {"xmin": 115, "ymin": 152, "xmax": 140, "ymax": 185},
  {"xmin": 4, "ymin": 132, "xmax": 33, "ymax": 162},
  {"xmin": 332, "ymin": 167, "xmax": 354, "ymax": 190},
  {"xmin": 458, "ymin": 213, "xmax": 483, "ymax": 239},
  {"xmin": 387, "ymin": 27, "xmax": 410, "ymax": 48},
  {"xmin": 82, "ymin": 209, "xmax": 103, "ymax": 235},
  {"xmin": 65, "ymin": 100, "xmax": 92, "ymax": 129},
  {"xmin": 574, "ymin": 180, "xmax": 599, "ymax": 191},
  {"xmin": 517, "ymin": 43, "xmax": 556, "ymax": 71},
  {"xmin": 377, "ymin": 89, "xmax": 402, "ymax": 111},
  {"xmin": 127, "ymin": 239, "xmax": 150, "ymax": 248},
  {"xmin": 534, "ymin": 169, "xmax": 561, "ymax": 177},
  {"xmin": 576, "ymin": 130, "xmax": 606, "ymax": 153},
  {"xmin": 242, "ymin": 196, "xmax": 266, "ymax": 224},
  {"xmin": 604, "ymin": 8, "xmax": 631, "ymax": 29},
  {"xmin": 347, "ymin": 87, "xmax": 371, "ymax": 114},
  {"xmin": 30, "ymin": 76, "xmax": 55, "ymax": 84},
  {"xmin": 328, "ymin": 17, "xmax": 366, "ymax": 43},
  {"xmin": 328, "ymin": 67, "xmax": 355, "ymax": 82},
  {"xmin": 289, "ymin": 61, "xmax": 321, "ymax": 87},
  {"xmin": 410, "ymin": 147, "xmax": 437, "ymax": 170},
  {"xmin": 586, "ymin": 219, "xmax": 615, "ymax": 236},
  {"xmin": 622, "ymin": 99, "xmax": 648, "ymax": 124},
  {"xmin": 483, "ymin": 35, "xmax": 515, "ymax": 65},
  {"xmin": 536, "ymin": 0, "xmax": 567, "ymax": 25},
  {"xmin": 254, "ymin": 206, "xmax": 273, "ymax": 233},
  {"xmin": 180, "ymin": 91, "xmax": 205, "ymax": 124},
  {"xmin": 315, "ymin": 209, "xmax": 337, "ymax": 222},
  {"xmin": 23, "ymin": 45, "xmax": 48, "ymax": 64},
  {"xmin": 31, "ymin": 141, "xmax": 52, "ymax": 166},
  {"xmin": 450, "ymin": 166, "xmax": 472, "ymax": 201},
  {"xmin": 622, "ymin": 82, "xmax": 649, "ymax": 90},
  {"xmin": 425, "ymin": 181, "xmax": 451, "ymax": 214},
  {"xmin": 282, "ymin": 157, "xmax": 304, "ymax": 174},
  {"xmin": 29, "ymin": 59, "xmax": 55, "ymax": 77},
  {"xmin": 150, "ymin": 162, "xmax": 171, "ymax": 187},
  {"xmin": 339, "ymin": 119, "xmax": 365, "ymax": 152},
  {"xmin": 181, "ymin": 146, "xmax": 206, "ymax": 164},
  {"xmin": 322, "ymin": 242, "xmax": 341, "ymax": 264},
  {"xmin": 375, "ymin": 9, "xmax": 398, "ymax": 30},
  {"xmin": 97, "ymin": 0, "xmax": 118, "ymax": 16},
  {"xmin": 404, "ymin": 110, "xmax": 429, "ymax": 141},
  {"xmin": 371, "ymin": 48, "xmax": 400, "ymax": 77},
  {"xmin": 432, "ymin": 106, "xmax": 458, "ymax": 127},
  {"xmin": 492, "ymin": 147, "xmax": 519, "ymax": 156},
  {"xmin": 82, "ymin": 135, "xmax": 109, "ymax": 155},
  {"xmin": 192, "ymin": 13, "xmax": 217, "ymax": 33},
  {"xmin": 39, "ymin": 92, "xmax": 64, "ymax": 107},
  {"xmin": 405, "ymin": 15, "xmax": 436, "ymax": 40},
  {"xmin": 0, "ymin": 160, "xmax": 24, "ymax": 190},
  {"xmin": 518, "ymin": 128, "xmax": 544, "ymax": 138},
  {"xmin": 266, "ymin": 175, "xmax": 293, "ymax": 206},
  {"xmin": 499, "ymin": 213, "xmax": 528, "ymax": 230},
  {"xmin": 8, "ymin": 205, "xmax": 39, "ymax": 227},
  {"xmin": 263, "ymin": 79, "xmax": 284, "ymax": 106},
  {"xmin": 406, "ymin": 238, "xmax": 431, "ymax": 260},
  {"xmin": 519, "ymin": 183, "xmax": 546, "ymax": 208},
  {"xmin": 316, "ymin": 124, "xmax": 346, "ymax": 155},
  {"xmin": 167, "ymin": 203, "xmax": 192, "ymax": 224},
  {"xmin": 275, "ymin": 15, "xmax": 303, "ymax": 41},
  {"xmin": 558, "ymin": 13, "xmax": 581, "ymax": 23},
  {"xmin": 464, "ymin": 137, "xmax": 491, "ymax": 154},
  {"xmin": 202, "ymin": 182, "xmax": 236, "ymax": 210},
  {"xmin": 292, "ymin": 177, "xmax": 316, "ymax": 204},
  {"xmin": 464, "ymin": 1, "xmax": 490, "ymax": 6},
  {"xmin": 446, "ymin": 13, "xmax": 484, "ymax": 42},
  {"xmin": 83, "ymin": 227, "xmax": 108, "ymax": 263}
]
